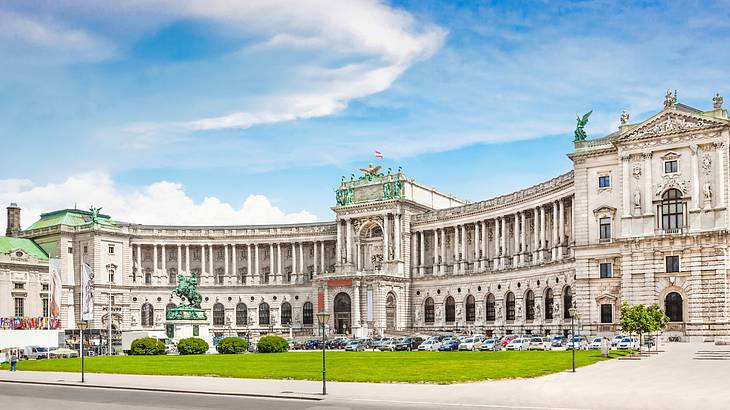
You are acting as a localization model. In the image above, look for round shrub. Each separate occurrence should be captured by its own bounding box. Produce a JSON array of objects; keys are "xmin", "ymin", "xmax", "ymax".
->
[
  {"xmin": 257, "ymin": 335, "xmax": 289, "ymax": 353},
  {"xmin": 217, "ymin": 337, "xmax": 248, "ymax": 354},
  {"xmin": 177, "ymin": 337, "xmax": 209, "ymax": 355},
  {"xmin": 130, "ymin": 337, "xmax": 166, "ymax": 355}
]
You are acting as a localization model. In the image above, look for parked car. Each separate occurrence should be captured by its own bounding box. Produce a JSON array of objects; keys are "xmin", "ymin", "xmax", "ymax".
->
[
  {"xmin": 395, "ymin": 337, "xmax": 423, "ymax": 351},
  {"xmin": 305, "ymin": 339, "xmax": 322, "ymax": 350},
  {"xmin": 643, "ymin": 336, "xmax": 655, "ymax": 348},
  {"xmin": 611, "ymin": 335, "xmax": 625, "ymax": 347},
  {"xmin": 501, "ymin": 335, "xmax": 517, "ymax": 347},
  {"xmin": 370, "ymin": 338, "xmax": 384, "ymax": 350},
  {"xmin": 458, "ymin": 337, "xmax": 483, "ymax": 351},
  {"xmin": 345, "ymin": 340, "xmax": 365, "ymax": 352},
  {"xmin": 566, "ymin": 336, "xmax": 588, "ymax": 350},
  {"xmin": 590, "ymin": 337, "xmax": 604, "ymax": 349},
  {"xmin": 479, "ymin": 338, "xmax": 501, "ymax": 351},
  {"xmin": 617, "ymin": 337, "xmax": 639, "ymax": 350},
  {"xmin": 417, "ymin": 338, "xmax": 442, "ymax": 351},
  {"xmin": 378, "ymin": 338, "xmax": 399, "ymax": 352},
  {"xmin": 21, "ymin": 346, "xmax": 49, "ymax": 360},
  {"xmin": 438, "ymin": 338, "xmax": 461, "ymax": 351},
  {"xmin": 505, "ymin": 338, "xmax": 528, "ymax": 351},
  {"xmin": 550, "ymin": 335, "xmax": 566, "ymax": 348},
  {"xmin": 527, "ymin": 337, "xmax": 552, "ymax": 351}
]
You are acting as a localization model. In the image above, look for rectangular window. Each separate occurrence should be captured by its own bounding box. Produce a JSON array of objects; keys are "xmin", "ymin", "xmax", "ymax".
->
[
  {"xmin": 108, "ymin": 245, "xmax": 115, "ymax": 254},
  {"xmin": 83, "ymin": 245, "xmax": 88, "ymax": 254},
  {"xmin": 68, "ymin": 247, "xmax": 73, "ymax": 254},
  {"xmin": 598, "ymin": 175, "xmax": 611, "ymax": 188},
  {"xmin": 42, "ymin": 283, "xmax": 49, "ymax": 291},
  {"xmin": 599, "ymin": 218, "xmax": 611, "ymax": 240},
  {"xmin": 666, "ymin": 256, "xmax": 680, "ymax": 273},
  {"xmin": 13, "ymin": 282, "xmax": 24, "ymax": 290},
  {"xmin": 599, "ymin": 263, "xmax": 613, "ymax": 278},
  {"xmin": 600, "ymin": 304, "xmax": 613, "ymax": 323},
  {"xmin": 665, "ymin": 160, "xmax": 678, "ymax": 174},
  {"xmin": 14, "ymin": 297, "xmax": 24, "ymax": 317}
]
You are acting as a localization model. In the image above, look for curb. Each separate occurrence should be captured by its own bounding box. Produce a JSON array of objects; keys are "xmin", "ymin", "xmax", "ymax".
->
[{"xmin": 0, "ymin": 379, "xmax": 324, "ymax": 401}]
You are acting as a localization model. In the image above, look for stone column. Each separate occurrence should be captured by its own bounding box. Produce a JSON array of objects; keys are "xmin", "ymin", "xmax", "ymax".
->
[
  {"xmin": 394, "ymin": 213, "xmax": 402, "ymax": 260},
  {"xmin": 320, "ymin": 241, "xmax": 325, "ymax": 273},
  {"xmin": 500, "ymin": 217, "xmax": 507, "ymax": 266},
  {"xmin": 353, "ymin": 281, "xmax": 361, "ymax": 331},
  {"xmin": 473, "ymin": 222, "xmax": 480, "ymax": 262},
  {"xmin": 177, "ymin": 244, "xmax": 182, "ymax": 274},
  {"xmin": 299, "ymin": 242, "xmax": 305, "ymax": 281},
  {"xmin": 460, "ymin": 223, "xmax": 466, "ymax": 271},
  {"xmin": 267, "ymin": 243, "xmax": 273, "ymax": 284},
  {"xmin": 419, "ymin": 231, "xmax": 425, "ymax": 275},
  {"xmin": 153, "ymin": 244, "xmax": 158, "ymax": 275},
  {"xmin": 277, "ymin": 243, "xmax": 282, "ymax": 284},
  {"xmin": 254, "ymin": 244, "xmax": 260, "ymax": 285},
  {"xmin": 622, "ymin": 155, "xmax": 631, "ymax": 217},
  {"xmin": 440, "ymin": 228, "xmax": 446, "ymax": 275},
  {"xmin": 185, "ymin": 245, "xmax": 190, "ymax": 273},
  {"xmin": 494, "ymin": 219, "xmax": 500, "ymax": 269},
  {"xmin": 247, "ymin": 244, "xmax": 252, "ymax": 284},
  {"xmin": 644, "ymin": 153, "xmax": 653, "ymax": 214},
  {"xmin": 201, "ymin": 244, "xmax": 205, "ymax": 277},
  {"xmin": 136, "ymin": 244, "xmax": 141, "ymax": 280},
  {"xmin": 224, "ymin": 244, "xmax": 229, "ymax": 277},
  {"xmin": 336, "ymin": 220, "xmax": 342, "ymax": 264},
  {"xmin": 514, "ymin": 213, "xmax": 520, "ymax": 266},
  {"xmin": 481, "ymin": 220, "xmax": 487, "ymax": 269},
  {"xmin": 383, "ymin": 214, "xmax": 390, "ymax": 261},
  {"xmin": 552, "ymin": 201, "xmax": 559, "ymax": 261},
  {"xmin": 346, "ymin": 218, "xmax": 353, "ymax": 264},
  {"xmin": 161, "ymin": 244, "xmax": 166, "ymax": 277},
  {"xmin": 291, "ymin": 242, "xmax": 297, "ymax": 281},
  {"xmin": 558, "ymin": 199, "xmax": 565, "ymax": 259},
  {"xmin": 690, "ymin": 145, "xmax": 700, "ymax": 210},
  {"xmin": 533, "ymin": 207, "xmax": 539, "ymax": 263},
  {"xmin": 232, "ymin": 245, "xmax": 237, "ymax": 283},
  {"xmin": 313, "ymin": 241, "xmax": 318, "ymax": 274},
  {"xmin": 452, "ymin": 225, "xmax": 459, "ymax": 274},
  {"xmin": 208, "ymin": 244, "xmax": 214, "ymax": 279},
  {"xmin": 520, "ymin": 212, "xmax": 526, "ymax": 264},
  {"xmin": 539, "ymin": 206, "xmax": 546, "ymax": 261},
  {"xmin": 432, "ymin": 229, "xmax": 439, "ymax": 273},
  {"xmin": 716, "ymin": 142, "xmax": 726, "ymax": 207}
]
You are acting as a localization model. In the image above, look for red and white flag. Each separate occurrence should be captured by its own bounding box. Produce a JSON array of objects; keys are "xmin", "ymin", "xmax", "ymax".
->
[{"xmin": 374, "ymin": 150, "xmax": 383, "ymax": 159}]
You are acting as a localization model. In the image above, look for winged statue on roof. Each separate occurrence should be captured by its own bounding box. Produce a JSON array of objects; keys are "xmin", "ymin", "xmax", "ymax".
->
[{"xmin": 573, "ymin": 110, "xmax": 592, "ymax": 142}]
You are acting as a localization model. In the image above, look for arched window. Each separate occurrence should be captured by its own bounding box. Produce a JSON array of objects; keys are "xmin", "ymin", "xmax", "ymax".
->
[
  {"xmin": 525, "ymin": 290, "xmax": 535, "ymax": 320},
  {"xmin": 303, "ymin": 302, "xmax": 313, "ymax": 325},
  {"xmin": 259, "ymin": 302, "xmax": 270, "ymax": 325},
  {"xmin": 165, "ymin": 303, "xmax": 176, "ymax": 319},
  {"xmin": 665, "ymin": 292, "xmax": 683, "ymax": 322},
  {"xmin": 213, "ymin": 303, "xmax": 225, "ymax": 326},
  {"xmin": 465, "ymin": 295, "xmax": 475, "ymax": 322},
  {"xmin": 662, "ymin": 189, "xmax": 685, "ymax": 230},
  {"xmin": 281, "ymin": 302, "xmax": 292, "ymax": 325},
  {"xmin": 544, "ymin": 288, "xmax": 554, "ymax": 320},
  {"xmin": 141, "ymin": 303, "xmax": 154, "ymax": 327},
  {"xmin": 445, "ymin": 296, "xmax": 455, "ymax": 323},
  {"xmin": 505, "ymin": 292, "xmax": 515, "ymax": 321},
  {"xmin": 424, "ymin": 298, "xmax": 435, "ymax": 323},
  {"xmin": 485, "ymin": 294, "xmax": 496, "ymax": 321},
  {"xmin": 236, "ymin": 303, "xmax": 247, "ymax": 326},
  {"xmin": 563, "ymin": 286, "xmax": 573, "ymax": 319},
  {"xmin": 168, "ymin": 268, "xmax": 177, "ymax": 285}
]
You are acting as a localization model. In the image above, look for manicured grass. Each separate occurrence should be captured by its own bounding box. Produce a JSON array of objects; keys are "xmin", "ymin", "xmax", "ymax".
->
[{"xmin": 0, "ymin": 350, "xmax": 630, "ymax": 383}]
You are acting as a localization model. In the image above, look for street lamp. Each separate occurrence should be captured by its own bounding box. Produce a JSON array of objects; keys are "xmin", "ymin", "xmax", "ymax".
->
[
  {"xmin": 568, "ymin": 305, "xmax": 576, "ymax": 373},
  {"xmin": 77, "ymin": 320, "xmax": 89, "ymax": 382},
  {"xmin": 316, "ymin": 311, "xmax": 331, "ymax": 395}
]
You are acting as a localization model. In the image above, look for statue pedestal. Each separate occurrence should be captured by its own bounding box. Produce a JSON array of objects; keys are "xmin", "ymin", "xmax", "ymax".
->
[{"xmin": 166, "ymin": 306, "xmax": 214, "ymax": 353}]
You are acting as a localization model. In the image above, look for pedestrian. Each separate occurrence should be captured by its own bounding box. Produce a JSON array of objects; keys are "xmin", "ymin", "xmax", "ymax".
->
[{"xmin": 10, "ymin": 352, "xmax": 18, "ymax": 372}]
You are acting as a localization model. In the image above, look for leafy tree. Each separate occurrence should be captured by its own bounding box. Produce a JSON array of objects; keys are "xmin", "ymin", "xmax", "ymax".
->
[
  {"xmin": 130, "ymin": 337, "xmax": 166, "ymax": 355},
  {"xmin": 217, "ymin": 337, "xmax": 248, "ymax": 354},
  {"xmin": 177, "ymin": 337, "xmax": 209, "ymax": 355},
  {"xmin": 257, "ymin": 335, "xmax": 289, "ymax": 353},
  {"xmin": 646, "ymin": 303, "xmax": 670, "ymax": 333},
  {"xmin": 620, "ymin": 303, "xmax": 669, "ymax": 352}
]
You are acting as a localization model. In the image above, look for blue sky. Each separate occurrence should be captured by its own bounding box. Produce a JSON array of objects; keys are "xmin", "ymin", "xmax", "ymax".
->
[{"xmin": 2, "ymin": 0, "xmax": 730, "ymax": 230}]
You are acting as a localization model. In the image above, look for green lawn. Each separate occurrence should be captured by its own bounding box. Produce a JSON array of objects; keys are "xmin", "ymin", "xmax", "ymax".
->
[{"xmin": 0, "ymin": 350, "xmax": 630, "ymax": 383}]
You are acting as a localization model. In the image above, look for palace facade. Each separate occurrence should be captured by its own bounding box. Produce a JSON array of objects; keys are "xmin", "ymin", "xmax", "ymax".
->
[{"xmin": 3, "ymin": 94, "xmax": 730, "ymax": 342}]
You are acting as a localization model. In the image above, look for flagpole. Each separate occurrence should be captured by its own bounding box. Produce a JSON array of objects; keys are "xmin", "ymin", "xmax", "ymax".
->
[{"xmin": 80, "ymin": 252, "xmax": 85, "ymax": 383}]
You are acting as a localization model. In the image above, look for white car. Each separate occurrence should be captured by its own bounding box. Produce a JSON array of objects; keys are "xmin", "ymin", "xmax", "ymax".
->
[
  {"xmin": 617, "ymin": 337, "xmax": 639, "ymax": 350},
  {"xmin": 417, "ymin": 338, "xmax": 441, "ymax": 351},
  {"xmin": 566, "ymin": 336, "xmax": 588, "ymax": 350},
  {"xmin": 458, "ymin": 337, "xmax": 483, "ymax": 351},
  {"xmin": 505, "ymin": 338, "xmax": 528, "ymax": 351},
  {"xmin": 611, "ymin": 335, "xmax": 625, "ymax": 347},
  {"xmin": 590, "ymin": 337, "xmax": 604, "ymax": 349},
  {"xmin": 527, "ymin": 337, "xmax": 552, "ymax": 351}
]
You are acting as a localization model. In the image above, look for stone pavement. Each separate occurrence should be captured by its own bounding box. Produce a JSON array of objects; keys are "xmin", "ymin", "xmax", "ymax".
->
[{"xmin": 1, "ymin": 342, "xmax": 728, "ymax": 410}]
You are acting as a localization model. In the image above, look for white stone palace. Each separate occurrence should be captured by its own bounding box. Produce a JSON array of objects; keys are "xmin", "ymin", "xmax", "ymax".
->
[{"xmin": 2, "ymin": 92, "xmax": 730, "ymax": 342}]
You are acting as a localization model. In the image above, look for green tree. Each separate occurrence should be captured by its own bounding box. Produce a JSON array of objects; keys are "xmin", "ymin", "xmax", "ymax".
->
[{"xmin": 619, "ymin": 303, "xmax": 652, "ymax": 351}]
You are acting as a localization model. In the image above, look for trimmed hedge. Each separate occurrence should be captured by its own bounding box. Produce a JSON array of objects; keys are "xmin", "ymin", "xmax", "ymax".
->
[
  {"xmin": 130, "ymin": 337, "xmax": 166, "ymax": 355},
  {"xmin": 217, "ymin": 337, "xmax": 248, "ymax": 354},
  {"xmin": 177, "ymin": 337, "xmax": 209, "ymax": 355},
  {"xmin": 256, "ymin": 335, "xmax": 289, "ymax": 353}
]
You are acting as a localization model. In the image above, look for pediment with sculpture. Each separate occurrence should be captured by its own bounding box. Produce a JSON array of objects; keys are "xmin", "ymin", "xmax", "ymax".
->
[{"xmin": 619, "ymin": 111, "xmax": 727, "ymax": 143}]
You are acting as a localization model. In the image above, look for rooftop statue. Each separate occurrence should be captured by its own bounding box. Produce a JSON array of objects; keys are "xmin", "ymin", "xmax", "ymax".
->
[
  {"xmin": 713, "ymin": 93, "xmax": 724, "ymax": 109},
  {"xmin": 360, "ymin": 163, "xmax": 383, "ymax": 177},
  {"xmin": 664, "ymin": 89, "xmax": 677, "ymax": 109},
  {"xmin": 620, "ymin": 110, "xmax": 630, "ymax": 126},
  {"xmin": 573, "ymin": 111, "xmax": 592, "ymax": 142},
  {"xmin": 89, "ymin": 206, "xmax": 103, "ymax": 223}
]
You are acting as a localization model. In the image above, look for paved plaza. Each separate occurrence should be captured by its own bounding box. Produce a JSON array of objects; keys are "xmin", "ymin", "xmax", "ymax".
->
[{"xmin": 1, "ymin": 342, "xmax": 728, "ymax": 409}]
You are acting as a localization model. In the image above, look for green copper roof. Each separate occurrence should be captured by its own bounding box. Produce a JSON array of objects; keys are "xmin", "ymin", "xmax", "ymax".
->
[
  {"xmin": 0, "ymin": 236, "xmax": 49, "ymax": 261},
  {"xmin": 26, "ymin": 209, "xmax": 114, "ymax": 231}
]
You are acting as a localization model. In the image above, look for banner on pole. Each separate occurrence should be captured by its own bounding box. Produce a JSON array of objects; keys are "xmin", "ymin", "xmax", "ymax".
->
[
  {"xmin": 366, "ymin": 288, "xmax": 373, "ymax": 322},
  {"xmin": 48, "ymin": 258, "xmax": 63, "ymax": 319},
  {"xmin": 81, "ymin": 263, "xmax": 95, "ymax": 321}
]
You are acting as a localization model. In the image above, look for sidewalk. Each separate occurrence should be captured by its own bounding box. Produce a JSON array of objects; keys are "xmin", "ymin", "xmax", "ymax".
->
[{"xmin": 1, "ymin": 342, "xmax": 728, "ymax": 409}]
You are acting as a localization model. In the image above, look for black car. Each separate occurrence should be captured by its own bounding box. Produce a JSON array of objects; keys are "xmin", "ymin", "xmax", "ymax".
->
[
  {"xmin": 305, "ymin": 339, "xmax": 322, "ymax": 350},
  {"xmin": 395, "ymin": 337, "xmax": 424, "ymax": 351}
]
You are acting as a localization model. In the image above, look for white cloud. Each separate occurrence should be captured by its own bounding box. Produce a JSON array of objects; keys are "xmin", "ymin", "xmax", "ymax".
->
[{"xmin": 0, "ymin": 172, "xmax": 316, "ymax": 234}]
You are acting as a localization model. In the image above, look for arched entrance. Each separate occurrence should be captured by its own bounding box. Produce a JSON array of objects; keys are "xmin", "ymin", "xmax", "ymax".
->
[
  {"xmin": 665, "ymin": 292, "xmax": 683, "ymax": 322},
  {"xmin": 359, "ymin": 222, "xmax": 384, "ymax": 271},
  {"xmin": 386, "ymin": 293, "xmax": 397, "ymax": 330},
  {"xmin": 334, "ymin": 292, "xmax": 351, "ymax": 334}
]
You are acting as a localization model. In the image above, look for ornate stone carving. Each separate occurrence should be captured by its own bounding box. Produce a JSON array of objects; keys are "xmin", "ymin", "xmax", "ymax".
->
[
  {"xmin": 702, "ymin": 153, "xmax": 712, "ymax": 175},
  {"xmin": 655, "ymin": 174, "xmax": 689, "ymax": 197},
  {"xmin": 632, "ymin": 163, "xmax": 642, "ymax": 179},
  {"xmin": 663, "ymin": 89, "xmax": 676, "ymax": 109}
]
